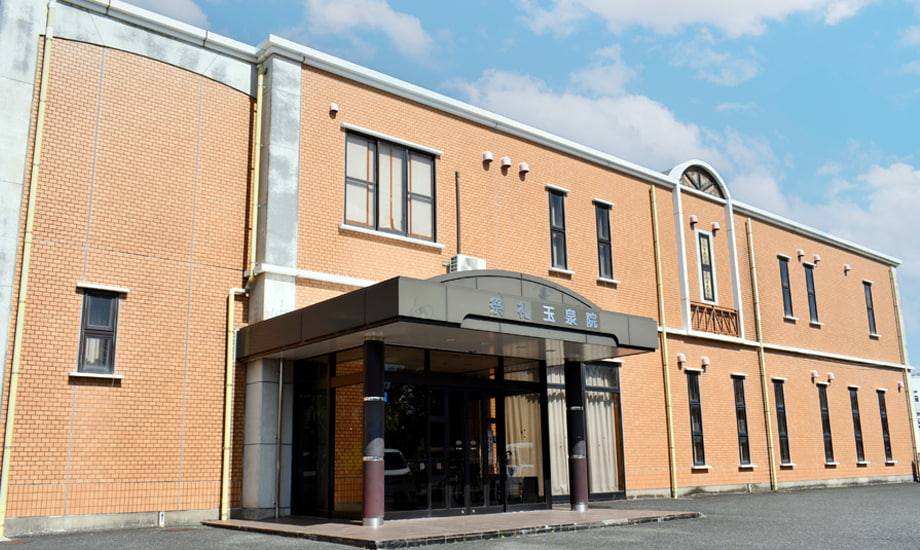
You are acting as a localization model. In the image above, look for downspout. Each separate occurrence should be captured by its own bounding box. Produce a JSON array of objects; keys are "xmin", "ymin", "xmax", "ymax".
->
[
  {"xmin": 275, "ymin": 359, "xmax": 283, "ymax": 518},
  {"xmin": 889, "ymin": 267, "xmax": 919, "ymax": 479},
  {"xmin": 0, "ymin": 1, "xmax": 56, "ymax": 539},
  {"xmin": 745, "ymin": 219, "xmax": 778, "ymax": 490},
  {"xmin": 220, "ymin": 63, "xmax": 266, "ymax": 521},
  {"xmin": 650, "ymin": 187, "xmax": 678, "ymax": 498},
  {"xmin": 455, "ymin": 171, "xmax": 462, "ymax": 254}
]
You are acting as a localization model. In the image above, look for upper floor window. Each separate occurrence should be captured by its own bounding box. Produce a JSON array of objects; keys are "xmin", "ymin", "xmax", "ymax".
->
[
  {"xmin": 778, "ymin": 256, "xmax": 794, "ymax": 318},
  {"xmin": 594, "ymin": 201, "xmax": 613, "ymax": 280},
  {"xmin": 697, "ymin": 231, "xmax": 716, "ymax": 303},
  {"xmin": 863, "ymin": 281, "xmax": 878, "ymax": 336},
  {"xmin": 548, "ymin": 188, "xmax": 568, "ymax": 270},
  {"xmin": 804, "ymin": 264, "xmax": 819, "ymax": 324},
  {"xmin": 79, "ymin": 291, "xmax": 120, "ymax": 373},
  {"xmin": 344, "ymin": 133, "xmax": 435, "ymax": 240},
  {"xmin": 680, "ymin": 166, "xmax": 724, "ymax": 199}
]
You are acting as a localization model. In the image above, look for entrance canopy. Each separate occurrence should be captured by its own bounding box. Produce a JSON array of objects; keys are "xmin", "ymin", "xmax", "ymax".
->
[{"xmin": 236, "ymin": 270, "xmax": 658, "ymax": 364}]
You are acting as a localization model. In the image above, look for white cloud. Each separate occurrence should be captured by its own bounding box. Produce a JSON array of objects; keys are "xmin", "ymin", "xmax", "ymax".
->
[
  {"xmin": 517, "ymin": 0, "xmax": 878, "ymax": 38},
  {"xmin": 122, "ymin": 0, "xmax": 209, "ymax": 27},
  {"xmin": 900, "ymin": 61, "xmax": 920, "ymax": 75},
  {"xmin": 716, "ymin": 102, "xmax": 756, "ymax": 112},
  {"xmin": 305, "ymin": 0, "xmax": 433, "ymax": 60},
  {"xmin": 447, "ymin": 49, "xmax": 786, "ymax": 212},
  {"xmin": 670, "ymin": 31, "xmax": 760, "ymax": 86},
  {"xmin": 903, "ymin": 26, "xmax": 920, "ymax": 46}
]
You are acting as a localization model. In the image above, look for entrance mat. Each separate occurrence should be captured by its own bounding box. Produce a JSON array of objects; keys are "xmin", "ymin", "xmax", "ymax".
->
[{"xmin": 203, "ymin": 508, "xmax": 700, "ymax": 548}]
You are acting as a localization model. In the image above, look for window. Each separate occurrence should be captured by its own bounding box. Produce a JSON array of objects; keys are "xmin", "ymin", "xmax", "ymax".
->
[
  {"xmin": 687, "ymin": 371, "xmax": 705, "ymax": 466},
  {"xmin": 680, "ymin": 166, "xmax": 724, "ymax": 199},
  {"xmin": 697, "ymin": 231, "xmax": 716, "ymax": 302},
  {"xmin": 594, "ymin": 202, "xmax": 613, "ymax": 280},
  {"xmin": 779, "ymin": 256, "xmax": 793, "ymax": 317},
  {"xmin": 818, "ymin": 384, "xmax": 834, "ymax": 463},
  {"xmin": 79, "ymin": 291, "xmax": 119, "ymax": 373},
  {"xmin": 878, "ymin": 390, "xmax": 893, "ymax": 462},
  {"xmin": 344, "ymin": 133, "xmax": 435, "ymax": 240},
  {"xmin": 804, "ymin": 264, "xmax": 819, "ymax": 323},
  {"xmin": 773, "ymin": 380, "xmax": 791, "ymax": 464},
  {"xmin": 863, "ymin": 281, "xmax": 878, "ymax": 335},
  {"xmin": 733, "ymin": 376, "xmax": 751, "ymax": 465},
  {"xmin": 849, "ymin": 388, "xmax": 865, "ymax": 462},
  {"xmin": 548, "ymin": 189, "xmax": 567, "ymax": 269}
]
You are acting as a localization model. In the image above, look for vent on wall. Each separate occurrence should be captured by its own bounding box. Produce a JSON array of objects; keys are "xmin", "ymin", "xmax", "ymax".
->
[{"xmin": 449, "ymin": 254, "xmax": 487, "ymax": 272}]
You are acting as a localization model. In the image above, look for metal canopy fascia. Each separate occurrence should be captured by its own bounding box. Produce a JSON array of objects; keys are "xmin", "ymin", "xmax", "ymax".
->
[{"xmin": 236, "ymin": 275, "xmax": 658, "ymax": 363}]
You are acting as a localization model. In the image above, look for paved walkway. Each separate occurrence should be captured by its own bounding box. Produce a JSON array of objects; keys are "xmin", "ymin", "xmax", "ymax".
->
[{"xmin": 204, "ymin": 507, "xmax": 699, "ymax": 548}]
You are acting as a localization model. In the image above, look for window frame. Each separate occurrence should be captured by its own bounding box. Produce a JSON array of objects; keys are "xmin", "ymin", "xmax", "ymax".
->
[
  {"xmin": 78, "ymin": 290, "xmax": 120, "ymax": 374},
  {"xmin": 594, "ymin": 201, "xmax": 614, "ymax": 280},
  {"xmin": 804, "ymin": 263, "xmax": 819, "ymax": 324},
  {"xmin": 343, "ymin": 131, "xmax": 437, "ymax": 241},
  {"xmin": 548, "ymin": 188, "xmax": 568, "ymax": 270},
  {"xmin": 687, "ymin": 371, "xmax": 706, "ymax": 466},
  {"xmin": 696, "ymin": 230, "xmax": 717, "ymax": 303},
  {"xmin": 849, "ymin": 387, "xmax": 865, "ymax": 463},
  {"xmin": 863, "ymin": 281, "xmax": 878, "ymax": 336},
  {"xmin": 778, "ymin": 255, "xmax": 794, "ymax": 318},
  {"xmin": 733, "ymin": 376, "xmax": 751, "ymax": 466},
  {"xmin": 773, "ymin": 379, "xmax": 792, "ymax": 465},
  {"xmin": 817, "ymin": 383, "xmax": 834, "ymax": 464}
]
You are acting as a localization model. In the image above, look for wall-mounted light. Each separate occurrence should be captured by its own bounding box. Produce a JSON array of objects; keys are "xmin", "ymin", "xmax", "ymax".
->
[
  {"xmin": 813, "ymin": 254, "xmax": 822, "ymax": 264},
  {"xmin": 797, "ymin": 249, "xmax": 805, "ymax": 260},
  {"xmin": 897, "ymin": 380, "xmax": 905, "ymax": 392},
  {"xmin": 676, "ymin": 353, "xmax": 687, "ymax": 368},
  {"xmin": 329, "ymin": 102, "xmax": 339, "ymax": 115},
  {"xmin": 710, "ymin": 222, "xmax": 720, "ymax": 235},
  {"xmin": 810, "ymin": 369, "xmax": 820, "ymax": 382},
  {"xmin": 482, "ymin": 151, "xmax": 494, "ymax": 163},
  {"xmin": 700, "ymin": 356, "xmax": 710, "ymax": 371},
  {"xmin": 826, "ymin": 372, "xmax": 835, "ymax": 384},
  {"xmin": 689, "ymin": 214, "xmax": 699, "ymax": 226},
  {"xmin": 843, "ymin": 264, "xmax": 852, "ymax": 275},
  {"xmin": 518, "ymin": 162, "xmax": 530, "ymax": 174},
  {"xmin": 500, "ymin": 156, "xmax": 512, "ymax": 169}
]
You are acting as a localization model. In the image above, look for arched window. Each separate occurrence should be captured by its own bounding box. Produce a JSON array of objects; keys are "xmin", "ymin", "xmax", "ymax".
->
[{"xmin": 680, "ymin": 166, "xmax": 724, "ymax": 198}]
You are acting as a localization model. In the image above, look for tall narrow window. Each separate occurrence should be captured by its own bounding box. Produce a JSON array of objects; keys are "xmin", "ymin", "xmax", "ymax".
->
[
  {"xmin": 687, "ymin": 372, "xmax": 706, "ymax": 466},
  {"xmin": 773, "ymin": 380, "xmax": 791, "ymax": 464},
  {"xmin": 344, "ymin": 132, "xmax": 436, "ymax": 240},
  {"xmin": 804, "ymin": 264, "xmax": 819, "ymax": 323},
  {"xmin": 697, "ymin": 232, "xmax": 716, "ymax": 302},
  {"xmin": 863, "ymin": 281, "xmax": 878, "ymax": 335},
  {"xmin": 779, "ymin": 256, "xmax": 794, "ymax": 317},
  {"xmin": 849, "ymin": 387, "xmax": 865, "ymax": 462},
  {"xmin": 594, "ymin": 202, "xmax": 613, "ymax": 280},
  {"xmin": 818, "ymin": 384, "xmax": 834, "ymax": 463},
  {"xmin": 733, "ymin": 376, "xmax": 751, "ymax": 465},
  {"xmin": 548, "ymin": 189, "xmax": 567, "ymax": 269},
  {"xmin": 79, "ymin": 291, "xmax": 119, "ymax": 373},
  {"xmin": 878, "ymin": 390, "xmax": 893, "ymax": 462}
]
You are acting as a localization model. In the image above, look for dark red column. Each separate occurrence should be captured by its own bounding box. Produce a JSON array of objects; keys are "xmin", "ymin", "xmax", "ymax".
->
[
  {"xmin": 362, "ymin": 339, "xmax": 385, "ymax": 526},
  {"xmin": 564, "ymin": 360, "xmax": 589, "ymax": 511}
]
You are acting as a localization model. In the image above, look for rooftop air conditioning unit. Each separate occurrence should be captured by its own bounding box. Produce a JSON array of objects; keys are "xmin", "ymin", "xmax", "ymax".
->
[{"xmin": 450, "ymin": 254, "xmax": 487, "ymax": 272}]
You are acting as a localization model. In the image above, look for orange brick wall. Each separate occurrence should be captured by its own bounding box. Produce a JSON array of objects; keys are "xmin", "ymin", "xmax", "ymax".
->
[{"xmin": 4, "ymin": 40, "xmax": 252, "ymax": 518}]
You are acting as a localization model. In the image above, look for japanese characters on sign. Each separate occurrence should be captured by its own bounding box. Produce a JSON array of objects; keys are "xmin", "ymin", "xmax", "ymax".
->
[{"xmin": 487, "ymin": 296, "xmax": 600, "ymax": 330}]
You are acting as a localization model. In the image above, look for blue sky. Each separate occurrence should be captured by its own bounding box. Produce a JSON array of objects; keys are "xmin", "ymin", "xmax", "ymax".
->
[{"xmin": 126, "ymin": 0, "xmax": 920, "ymax": 363}]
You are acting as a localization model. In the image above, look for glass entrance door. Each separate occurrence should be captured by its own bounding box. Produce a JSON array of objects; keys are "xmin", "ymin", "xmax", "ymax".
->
[{"xmin": 429, "ymin": 389, "xmax": 502, "ymax": 514}]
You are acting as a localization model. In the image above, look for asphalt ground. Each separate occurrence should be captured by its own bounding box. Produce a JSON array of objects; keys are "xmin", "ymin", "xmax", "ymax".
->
[{"xmin": 9, "ymin": 482, "xmax": 919, "ymax": 549}]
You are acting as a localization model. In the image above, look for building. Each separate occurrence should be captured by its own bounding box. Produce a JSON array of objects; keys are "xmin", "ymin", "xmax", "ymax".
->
[{"xmin": 0, "ymin": 0, "xmax": 917, "ymax": 537}]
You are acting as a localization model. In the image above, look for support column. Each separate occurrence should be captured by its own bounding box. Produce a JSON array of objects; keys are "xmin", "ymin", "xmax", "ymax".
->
[
  {"xmin": 564, "ymin": 360, "xmax": 589, "ymax": 512},
  {"xmin": 362, "ymin": 339, "xmax": 385, "ymax": 527}
]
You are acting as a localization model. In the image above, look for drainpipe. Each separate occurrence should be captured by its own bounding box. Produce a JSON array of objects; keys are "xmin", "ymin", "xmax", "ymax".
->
[
  {"xmin": 745, "ymin": 219, "xmax": 778, "ymax": 491},
  {"xmin": 455, "ymin": 171, "xmax": 462, "ymax": 254},
  {"xmin": 889, "ymin": 267, "xmax": 919, "ymax": 480},
  {"xmin": 0, "ymin": 1, "xmax": 56, "ymax": 540},
  {"xmin": 219, "ymin": 63, "xmax": 266, "ymax": 521},
  {"xmin": 650, "ymin": 187, "xmax": 678, "ymax": 498},
  {"xmin": 275, "ymin": 359, "xmax": 283, "ymax": 518}
]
